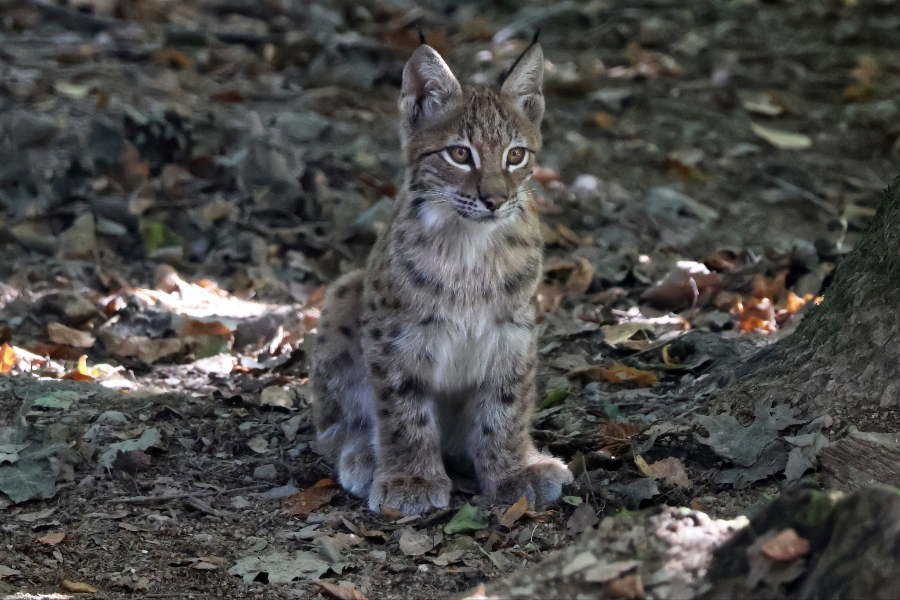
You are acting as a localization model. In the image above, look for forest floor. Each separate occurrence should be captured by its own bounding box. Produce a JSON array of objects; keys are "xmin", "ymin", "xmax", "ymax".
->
[{"xmin": 1, "ymin": 0, "xmax": 899, "ymax": 598}]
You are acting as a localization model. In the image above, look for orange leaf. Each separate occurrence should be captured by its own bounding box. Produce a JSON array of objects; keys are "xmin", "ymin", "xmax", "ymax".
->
[
  {"xmin": 178, "ymin": 319, "xmax": 234, "ymax": 338},
  {"xmin": 38, "ymin": 532, "xmax": 67, "ymax": 545},
  {"xmin": 0, "ymin": 343, "xmax": 16, "ymax": 374},
  {"xmin": 598, "ymin": 364, "xmax": 657, "ymax": 388},
  {"xmin": 25, "ymin": 343, "xmax": 84, "ymax": 361},
  {"xmin": 499, "ymin": 496, "xmax": 529, "ymax": 528},
  {"xmin": 315, "ymin": 580, "xmax": 368, "ymax": 600},
  {"xmin": 752, "ymin": 271, "xmax": 787, "ymax": 301},
  {"xmin": 761, "ymin": 528, "xmax": 810, "ymax": 562},
  {"xmin": 285, "ymin": 479, "xmax": 340, "ymax": 516},
  {"xmin": 61, "ymin": 580, "xmax": 97, "ymax": 593}
]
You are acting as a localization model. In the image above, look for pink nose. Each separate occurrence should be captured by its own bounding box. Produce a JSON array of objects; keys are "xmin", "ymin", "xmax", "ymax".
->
[{"xmin": 482, "ymin": 196, "xmax": 506, "ymax": 212}]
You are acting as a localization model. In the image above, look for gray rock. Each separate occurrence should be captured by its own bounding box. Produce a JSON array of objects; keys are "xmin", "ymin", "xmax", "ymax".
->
[{"xmin": 253, "ymin": 464, "xmax": 278, "ymax": 480}]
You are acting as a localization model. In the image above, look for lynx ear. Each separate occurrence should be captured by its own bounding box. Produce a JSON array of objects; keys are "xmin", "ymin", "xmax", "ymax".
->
[
  {"xmin": 500, "ymin": 42, "xmax": 545, "ymax": 125},
  {"xmin": 399, "ymin": 45, "xmax": 461, "ymax": 140}
]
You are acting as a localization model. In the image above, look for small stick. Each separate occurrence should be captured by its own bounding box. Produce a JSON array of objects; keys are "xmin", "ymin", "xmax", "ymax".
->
[
  {"xmin": 763, "ymin": 174, "xmax": 839, "ymax": 216},
  {"xmin": 379, "ymin": 507, "xmax": 455, "ymax": 532},
  {"xmin": 110, "ymin": 483, "xmax": 271, "ymax": 505}
]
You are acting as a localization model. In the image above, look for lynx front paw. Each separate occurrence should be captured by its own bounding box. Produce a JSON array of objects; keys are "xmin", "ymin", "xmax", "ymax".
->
[
  {"xmin": 491, "ymin": 458, "xmax": 574, "ymax": 506},
  {"xmin": 338, "ymin": 438, "xmax": 376, "ymax": 497},
  {"xmin": 368, "ymin": 474, "xmax": 451, "ymax": 515}
]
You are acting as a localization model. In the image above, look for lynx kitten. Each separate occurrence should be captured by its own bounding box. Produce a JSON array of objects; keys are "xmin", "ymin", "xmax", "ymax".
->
[{"xmin": 311, "ymin": 38, "xmax": 573, "ymax": 515}]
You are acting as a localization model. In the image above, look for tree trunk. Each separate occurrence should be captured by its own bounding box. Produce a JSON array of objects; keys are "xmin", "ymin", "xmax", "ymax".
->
[{"xmin": 722, "ymin": 175, "xmax": 900, "ymax": 423}]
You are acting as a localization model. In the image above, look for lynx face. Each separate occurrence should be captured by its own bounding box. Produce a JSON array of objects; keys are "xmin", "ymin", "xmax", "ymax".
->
[{"xmin": 398, "ymin": 43, "xmax": 545, "ymax": 224}]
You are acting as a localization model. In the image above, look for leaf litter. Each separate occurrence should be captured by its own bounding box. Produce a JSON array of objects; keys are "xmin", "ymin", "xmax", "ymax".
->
[{"xmin": 0, "ymin": 0, "xmax": 891, "ymax": 596}]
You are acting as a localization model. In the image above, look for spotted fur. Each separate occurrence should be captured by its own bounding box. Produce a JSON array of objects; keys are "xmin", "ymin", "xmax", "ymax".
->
[{"xmin": 311, "ymin": 41, "xmax": 572, "ymax": 515}]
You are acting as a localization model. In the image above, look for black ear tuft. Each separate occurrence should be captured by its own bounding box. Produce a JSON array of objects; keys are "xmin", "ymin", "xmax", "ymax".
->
[
  {"xmin": 417, "ymin": 24, "xmax": 426, "ymax": 45},
  {"xmin": 498, "ymin": 30, "xmax": 542, "ymax": 86}
]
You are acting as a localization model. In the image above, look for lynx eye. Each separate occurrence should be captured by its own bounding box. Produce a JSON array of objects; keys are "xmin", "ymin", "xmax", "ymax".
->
[
  {"xmin": 507, "ymin": 147, "xmax": 527, "ymax": 166},
  {"xmin": 448, "ymin": 146, "xmax": 471, "ymax": 164}
]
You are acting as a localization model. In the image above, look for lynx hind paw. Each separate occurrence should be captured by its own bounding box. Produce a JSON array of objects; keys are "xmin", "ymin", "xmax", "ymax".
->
[
  {"xmin": 493, "ymin": 457, "xmax": 574, "ymax": 506},
  {"xmin": 368, "ymin": 475, "xmax": 451, "ymax": 515},
  {"xmin": 338, "ymin": 438, "xmax": 376, "ymax": 498}
]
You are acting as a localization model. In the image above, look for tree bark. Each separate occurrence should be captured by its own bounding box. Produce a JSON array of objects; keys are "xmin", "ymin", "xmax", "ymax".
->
[{"xmin": 721, "ymin": 175, "xmax": 900, "ymax": 423}]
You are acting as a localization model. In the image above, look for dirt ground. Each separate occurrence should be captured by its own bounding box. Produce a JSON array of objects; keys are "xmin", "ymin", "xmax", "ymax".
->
[{"xmin": 1, "ymin": 0, "xmax": 898, "ymax": 598}]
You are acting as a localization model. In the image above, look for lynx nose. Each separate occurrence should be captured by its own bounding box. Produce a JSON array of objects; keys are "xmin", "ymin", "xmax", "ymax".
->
[{"xmin": 480, "ymin": 194, "xmax": 506, "ymax": 212}]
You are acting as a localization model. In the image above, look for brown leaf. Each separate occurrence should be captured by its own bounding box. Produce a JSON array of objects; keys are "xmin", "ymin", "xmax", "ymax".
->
[
  {"xmin": 535, "ymin": 281, "xmax": 564, "ymax": 315},
  {"xmin": 499, "ymin": 496, "xmax": 529, "ymax": 528},
  {"xmin": 599, "ymin": 422, "xmax": 642, "ymax": 453},
  {"xmin": 153, "ymin": 47, "xmax": 193, "ymax": 69},
  {"xmin": 26, "ymin": 343, "xmax": 84, "ymax": 361},
  {"xmin": 598, "ymin": 364, "xmax": 658, "ymax": 388},
  {"xmin": 61, "ymin": 580, "xmax": 98, "ymax": 594},
  {"xmin": 210, "ymin": 90, "xmax": 245, "ymax": 103},
  {"xmin": 0, "ymin": 343, "xmax": 16, "ymax": 374},
  {"xmin": 752, "ymin": 271, "xmax": 787, "ymax": 301},
  {"xmin": 646, "ymin": 457, "xmax": 692, "ymax": 488},
  {"xmin": 285, "ymin": 479, "xmax": 340, "ymax": 516},
  {"xmin": 118, "ymin": 146, "xmax": 150, "ymax": 191},
  {"xmin": 606, "ymin": 574, "xmax": 645, "ymax": 599},
  {"xmin": 358, "ymin": 522, "xmax": 388, "ymax": 541},
  {"xmin": 47, "ymin": 322, "xmax": 95, "ymax": 348},
  {"xmin": 625, "ymin": 42, "xmax": 680, "ymax": 77},
  {"xmin": 315, "ymin": 580, "xmax": 368, "ymax": 600},
  {"xmin": 565, "ymin": 257, "xmax": 594, "ymax": 295},
  {"xmin": 591, "ymin": 112, "xmax": 615, "ymax": 130},
  {"xmin": 37, "ymin": 532, "xmax": 67, "ymax": 545},
  {"xmin": 761, "ymin": 528, "xmax": 810, "ymax": 562}
]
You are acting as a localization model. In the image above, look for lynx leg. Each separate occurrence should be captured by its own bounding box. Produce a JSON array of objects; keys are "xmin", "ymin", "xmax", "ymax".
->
[{"xmin": 470, "ymin": 370, "xmax": 572, "ymax": 506}]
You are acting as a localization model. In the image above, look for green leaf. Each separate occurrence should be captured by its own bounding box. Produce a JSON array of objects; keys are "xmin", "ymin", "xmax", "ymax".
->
[
  {"xmin": 603, "ymin": 403, "xmax": 620, "ymax": 420},
  {"xmin": 562, "ymin": 496, "xmax": 583, "ymax": 506},
  {"xmin": 444, "ymin": 503, "xmax": 487, "ymax": 535},
  {"xmin": 33, "ymin": 390, "xmax": 80, "ymax": 411},
  {"xmin": 0, "ymin": 458, "xmax": 57, "ymax": 503},
  {"xmin": 538, "ymin": 388, "xmax": 569, "ymax": 410},
  {"xmin": 139, "ymin": 220, "xmax": 182, "ymax": 254}
]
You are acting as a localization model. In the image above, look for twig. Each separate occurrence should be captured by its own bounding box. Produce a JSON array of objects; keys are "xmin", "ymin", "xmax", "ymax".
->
[
  {"xmin": 109, "ymin": 483, "xmax": 271, "ymax": 505},
  {"xmin": 378, "ymin": 507, "xmax": 455, "ymax": 532},
  {"xmin": 763, "ymin": 174, "xmax": 839, "ymax": 216}
]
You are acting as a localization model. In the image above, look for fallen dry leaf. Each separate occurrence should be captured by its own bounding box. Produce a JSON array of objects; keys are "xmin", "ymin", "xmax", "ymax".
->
[
  {"xmin": 735, "ymin": 297, "xmax": 777, "ymax": 333},
  {"xmin": 37, "ymin": 532, "xmax": 67, "ymax": 545},
  {"xmin": 598, "ymin": 364, "xmax": 658, "ymax": 388},
  {"xmin": 646, "ymin": 457, "xmax": 692, "ymax": 488},
  {"xmin": 286, "ymin": 479, "xmax": 340, "ymax": 516},
  {"xmin": 752, "ymin": 271, "xmax": 787, "ymax": 301},
  {"xmin": 625, "ymin": 41, "xmax": 680, "ymax": 78},
  {"xmin": 591, "ymin": 112, "xmax": 615, "ymax": 130},
  {"xmin": 565, "ymin": 257, "xmax": 594, "ymax": 294},
  {"xmin": 315, "ymin": 580, "xmax": 368, "ymax": 600},
  {"xmin": 606, "ymin": 574, "xmax": 645, "ymax": 599},
  {"xmin": 499, "ymin": 496, "xmax": 529, "ymax": 528},
  {"xmin": 761, "ymin": 528, "xmax": 810, "ymax": 562},
  {"xmin": 0, "ymin": 343, "xmax": 15, "ymax": 374},
  {"xmin": 61, "ymin": 580, "xmax": 98, "ymax": 594},
  {"xmin": 750, "ymin": 123, "xmax": 812, "ymax": 150}
]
